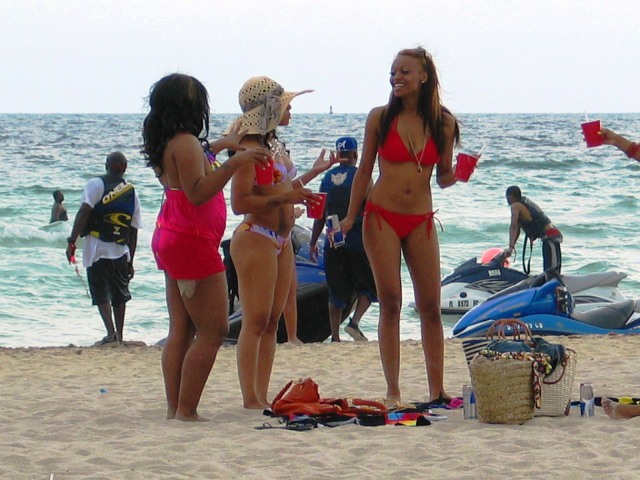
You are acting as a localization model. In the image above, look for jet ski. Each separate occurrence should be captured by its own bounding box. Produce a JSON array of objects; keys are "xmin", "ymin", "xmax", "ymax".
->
[
  {"xmin": 488, "ymin": 269, "xmax": 630, "ymax": 313},
  {"xmin": 438, "ymin": 248, "xmax": 527, "ymax": 314},
  {"xmin": 410, "ymin": 247, "xmax": 633, "ymax": 315},
  {"xmin": 223, "ymin": 224, "xmax": 354, "ymax": 344},
  {"xmin": 452, "ymin": 274, "xmax": 640, "ymax": 338}
]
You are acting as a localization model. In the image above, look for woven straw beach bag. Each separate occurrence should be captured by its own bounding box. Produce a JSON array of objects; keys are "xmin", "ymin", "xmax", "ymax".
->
[
  {"xmin": 469, "ymin": 354, "xmax": 534, "ymax": 424},
  {"xmin": 535, "ymin": 348, "xmax": 577, "ymax": 417},
  {"xmin": 462, "ymin": 337, "xmax": 492, "ymax": 365},
  {"xmin": 462, "ymin": 318, "xmax": 534, "ymax": 367}
]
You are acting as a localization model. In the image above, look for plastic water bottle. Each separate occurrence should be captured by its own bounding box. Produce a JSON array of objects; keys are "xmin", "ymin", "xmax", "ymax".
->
[
  {"xmin": 463, "ymin": 384, "xmax": 477, "ymax": 419},
  {"xmin": 580, "ymin": 383, "xmax": 595, "ymax": 417}
]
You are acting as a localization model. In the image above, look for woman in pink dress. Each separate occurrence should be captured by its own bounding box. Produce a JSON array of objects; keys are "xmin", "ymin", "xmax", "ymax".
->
[{"xmin": 142, "ymin": 73, "xmax": 271, "ymax": 421}]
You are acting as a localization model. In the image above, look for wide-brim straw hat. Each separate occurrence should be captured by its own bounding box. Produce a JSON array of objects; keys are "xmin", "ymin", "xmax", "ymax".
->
[{"xmin": 226, "ymin": 76, "xmax": 313, "ymax": 135}]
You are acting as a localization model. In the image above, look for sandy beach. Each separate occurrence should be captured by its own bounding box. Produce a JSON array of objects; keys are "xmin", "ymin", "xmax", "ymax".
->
[{"xmin": 3, "ymin": 335, "xmax": 640, "ymax": 479}]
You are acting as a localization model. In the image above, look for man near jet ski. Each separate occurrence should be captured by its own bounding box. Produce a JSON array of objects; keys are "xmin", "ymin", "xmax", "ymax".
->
[{"xmin": 503, "ymin": 185, "xmax": 562, "ymax": 274}]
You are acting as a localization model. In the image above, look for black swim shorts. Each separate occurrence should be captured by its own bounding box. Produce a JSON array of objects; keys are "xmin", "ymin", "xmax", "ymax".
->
[
  {"xmin": 86, "ymin": 254, "xmax": 132, "ymax": 306},
  {"xmin": 324, "ymin": 247, "xmax": 377, "ymax": 309}
]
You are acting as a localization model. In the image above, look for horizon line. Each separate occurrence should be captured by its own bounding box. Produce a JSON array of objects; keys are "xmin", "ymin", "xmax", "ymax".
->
[{"xmin": 2, "ymin": 111, "xmax": 640, "ymax": 116}]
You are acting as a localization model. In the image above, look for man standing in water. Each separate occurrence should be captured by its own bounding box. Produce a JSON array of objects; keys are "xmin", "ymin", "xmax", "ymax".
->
[
  {"xmin": 50, "ymin": 190, "xmax": 68, "ymax": 223},
  {"xmin": 66, "ymin": 152, "xmax": 143, "ymax": 345},
  {"xmin": 503, "ymin": 185, "xmax": 562, "ymax": 274}
]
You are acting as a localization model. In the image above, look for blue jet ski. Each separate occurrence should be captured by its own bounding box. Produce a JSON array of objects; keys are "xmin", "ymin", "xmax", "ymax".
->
[
  {"xmin": 452, "ymin": 273, "xmax": 640, "ymax": 338},
  {"xmin": 411, "ymin": 247, "xmax": 631, "ymax": 315}
]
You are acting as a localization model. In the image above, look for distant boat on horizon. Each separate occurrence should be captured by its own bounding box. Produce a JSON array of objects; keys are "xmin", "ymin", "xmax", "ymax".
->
[{"xmin": 329, "ymin": 105, "xmax": 333, "ymax": 114}]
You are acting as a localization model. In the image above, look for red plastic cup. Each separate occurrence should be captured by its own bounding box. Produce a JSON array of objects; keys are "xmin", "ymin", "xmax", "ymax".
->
[
  {"xmin": 254, "ymin": 158, "xmax": 274, "ymax": 185},
  {"xmin": 581, "ymin": 120, "xmax": 604, "ymax": 148},
  {"xmin": 454, "ymin": 153, "xmax": 479, "ymax": 182},
  {"xmin": 306, "ymin": 192, "xmax": 327, "ymax": 219}
]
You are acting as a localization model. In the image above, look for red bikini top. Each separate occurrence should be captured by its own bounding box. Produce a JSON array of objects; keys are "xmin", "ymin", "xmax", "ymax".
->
[{"xmin": 378, "ymin": 119, "xmax": 440, "ymax": 166}]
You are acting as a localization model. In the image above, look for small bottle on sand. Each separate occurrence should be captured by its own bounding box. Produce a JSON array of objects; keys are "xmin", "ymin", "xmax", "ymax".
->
[
  {"xmin": 463, "ymin": 384, "xmax": 476, "ymax": 419},
  {"xmin": 580, "ymin": 383, "xmax": 595, "ymax": 417}
]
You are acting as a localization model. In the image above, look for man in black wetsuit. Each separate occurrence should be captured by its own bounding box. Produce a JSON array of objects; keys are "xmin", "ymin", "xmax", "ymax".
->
[{"xmin": 503, "ymin": 185, "xmax": 562, "ymax": 274}]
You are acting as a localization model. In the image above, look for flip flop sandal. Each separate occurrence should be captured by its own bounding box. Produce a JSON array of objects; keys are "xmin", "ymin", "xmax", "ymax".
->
[{"xmin": 285, "ymin": 416, "xmax": 317, "ymax": 431}]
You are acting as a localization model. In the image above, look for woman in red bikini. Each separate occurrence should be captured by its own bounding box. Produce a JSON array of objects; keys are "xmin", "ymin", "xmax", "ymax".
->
[
  {"xmin": 343, "ymin": 47, "xmax": 460, "ymax": 405},
  {"xmin": 228, "ymin": 76, "xmax": 335, "ymax": 409},
  {"xmin": 143, "ymin": 73, "xmax": 271, "ymax": 421}
]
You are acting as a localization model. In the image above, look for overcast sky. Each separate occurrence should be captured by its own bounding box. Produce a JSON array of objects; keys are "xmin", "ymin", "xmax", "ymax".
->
[{"xmin": 1, "ymin": 0, "xmax": 638, "ymax": 114}]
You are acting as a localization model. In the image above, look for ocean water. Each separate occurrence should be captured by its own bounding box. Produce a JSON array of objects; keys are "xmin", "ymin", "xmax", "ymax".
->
[{"xmin": 1, "ymin": 112, "xmax": 639, "ymax": 348}]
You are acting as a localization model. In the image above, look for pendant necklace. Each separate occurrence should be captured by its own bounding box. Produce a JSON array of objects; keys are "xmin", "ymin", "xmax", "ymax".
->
[{"xmin": 407, "ymin": 135, "xmax": 426, "ymax": 174}]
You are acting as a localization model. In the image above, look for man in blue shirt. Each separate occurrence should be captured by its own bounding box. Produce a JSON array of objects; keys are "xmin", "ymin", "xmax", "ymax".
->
[{"xmin": 310, "ymin": 137, "xmax": 377, "ymax": 342}]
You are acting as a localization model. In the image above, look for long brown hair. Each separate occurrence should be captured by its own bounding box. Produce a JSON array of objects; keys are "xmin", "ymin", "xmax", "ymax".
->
[
  {"xmin": 141, "ymin": 73, "xmax": 210, "ymax": 174},
  {"xmin": 378, "ymin": 47, "xmax": 459, "ymax": 156}
]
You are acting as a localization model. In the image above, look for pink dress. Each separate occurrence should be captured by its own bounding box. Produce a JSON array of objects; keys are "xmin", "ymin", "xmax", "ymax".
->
[{"xmin": 151, "ymin": 188, "xmax": 226, "ymax": 279}]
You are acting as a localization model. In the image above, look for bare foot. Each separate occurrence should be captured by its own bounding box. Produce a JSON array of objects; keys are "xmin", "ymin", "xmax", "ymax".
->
[
  {"xmin": 243, "ymin": 401, "xmax": 270, "ymax": 410},
  {"xmin": 429, "ymin": 393, "xmax": 453, "ymax": 404},
  {"xmin": 174, "ymin": 412, "xmax": 210, "ymax": 422},
  {"xmin": 383, "ymin": 398, "xmax": 401, "ymax": 409},
  {"xmin": 602, "ymin": 397, "xmax": 640, "ymax": 419},
  {"xmin": 287, "ymin": 338, "xmax": 303, "ymax": 346},
  {"xmin": 384, "ymin": 391, "xmax": 402, "ymax": 408}
]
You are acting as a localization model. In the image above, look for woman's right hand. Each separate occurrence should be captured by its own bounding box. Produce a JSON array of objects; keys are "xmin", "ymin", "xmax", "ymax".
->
[
  {"xmin": 598, "ymin": 128, "xmax": 620, "ymax": 146},
  {"xmin": 234, "ymin": 147, "xmax": 272, "ymax": 168},
  {"xmin": 285, "ymin": 188, "xmax": 321, "ymax": 206},
  {"xmin": 221, "ymin": 122, "xmax": 249, "ymax": 151},
  {"xmin": 340, "ymin": 216, "xmax": 355, "ymax": 236}
]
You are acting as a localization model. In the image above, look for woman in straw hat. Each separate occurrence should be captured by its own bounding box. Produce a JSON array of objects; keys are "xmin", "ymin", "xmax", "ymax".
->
[
  {"xmin": 342, "ymin": 47, "xmax": 460, "ymax": 405},
  {"xmin": 142, "ymin": 73, "xmax": 271, "ymax": 421},
  {"xmin": 228, "ymin": 76, "xmax": 335, "ymax": 408}
]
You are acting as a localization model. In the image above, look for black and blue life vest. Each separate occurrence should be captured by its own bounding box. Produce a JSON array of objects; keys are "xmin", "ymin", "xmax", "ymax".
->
[
  {"xmin": 519, "ymin": 196, "xmax": 550, "ymax": 241},
  {"xmin": 86, "ymin": 175, "xmax": 135, "ymax": 244}
]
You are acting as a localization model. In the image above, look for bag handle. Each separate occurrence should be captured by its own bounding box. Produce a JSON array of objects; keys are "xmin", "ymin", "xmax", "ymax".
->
[
  {"xmin": 485, "ymin": 318, "xmax": 533, "ymax": 342},
  {"xmin": 542, "ymin": 348, "xmax": 576, "ymax": 385},
  {"xmin": 270, "ymin": 379, "xmax": 295, "ymax": 409}
]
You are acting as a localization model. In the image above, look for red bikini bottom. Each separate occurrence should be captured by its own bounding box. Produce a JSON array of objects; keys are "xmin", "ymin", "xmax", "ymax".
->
[{"xmin": 364, "ymin": 201, "xmax": 440, "ymax": 240}]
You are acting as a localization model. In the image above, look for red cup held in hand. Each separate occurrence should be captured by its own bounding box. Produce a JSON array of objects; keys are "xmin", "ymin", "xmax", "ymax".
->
[
  {"xmin": 581, "ymin": 120, "xmax": 604, "ymax": 148},
  {"xmin": 306, "ymin": 192, "xmax": 327, "ymax": 219},
  {"xmin": 454, "ymin": 153, "xmax": 479, "ymax": 182},
  {"xmin": 254, "ymin": 158, "xmax": 274, "ymax": 185}
]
